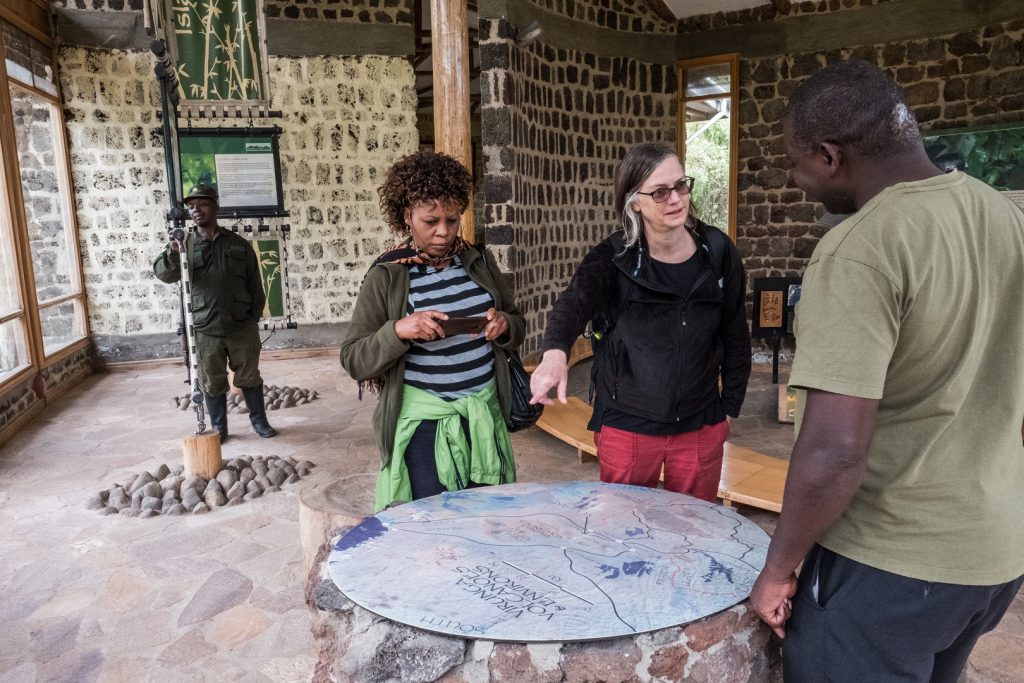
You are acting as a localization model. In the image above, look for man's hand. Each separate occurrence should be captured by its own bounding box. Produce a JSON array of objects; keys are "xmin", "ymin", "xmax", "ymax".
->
[
  {"xmin": 168, "ymin": 240, "xmax": 181, "ymax": 253},
  {"xmin": 749, "ymin": 569, "xmax": 797, "ymax": 638}
]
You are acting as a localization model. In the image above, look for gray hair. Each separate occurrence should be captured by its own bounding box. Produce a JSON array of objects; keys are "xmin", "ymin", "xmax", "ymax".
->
[{"xmin": 613, "ymin": 143, "xmax": 678, "ymax": 249}]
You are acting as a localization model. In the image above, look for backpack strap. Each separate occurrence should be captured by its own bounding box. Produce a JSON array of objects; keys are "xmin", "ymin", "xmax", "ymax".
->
[{"xmin": 701, "ymin": 224, "xmax": 728, "ymax": 287}]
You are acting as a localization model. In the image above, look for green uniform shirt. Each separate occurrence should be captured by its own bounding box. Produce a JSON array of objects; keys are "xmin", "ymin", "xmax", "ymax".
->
[
  {"xmin": 153, "ymin": 228, "xmax": 266, "ymax": 337},
  {"xmin": 790, "ymin": 171, "xmax": 1024, "ymax": 585}
]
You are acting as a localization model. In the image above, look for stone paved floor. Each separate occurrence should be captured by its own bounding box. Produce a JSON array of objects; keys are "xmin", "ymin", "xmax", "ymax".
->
[{"xmin": 0, "ymin": 356, "xmax": 1019, "ymax": 682}]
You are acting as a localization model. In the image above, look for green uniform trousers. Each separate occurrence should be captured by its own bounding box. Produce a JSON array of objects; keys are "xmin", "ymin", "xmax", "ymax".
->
[{"xmin": 196, "ymin": 325, "xmax": 263, "ymax": 396}]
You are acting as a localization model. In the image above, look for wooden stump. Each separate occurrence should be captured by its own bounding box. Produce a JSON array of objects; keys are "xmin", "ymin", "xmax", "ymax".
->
[
  {"xmin": 299, "ymin": 474, "xmax": 377, "ymax": 577},
  {"xmin": 182, "ymin": 431, "xmax": 222, "ymax": 479}
]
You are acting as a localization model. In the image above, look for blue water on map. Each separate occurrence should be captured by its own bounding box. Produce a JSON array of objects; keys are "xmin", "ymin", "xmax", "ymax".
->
[
  {"xmin": 622, "ymin": 561, "xmax": 654, "ymax": 577},
  {"xmin": 335, "ymin": 516, "xmax": 387, "ymax": 551},
  {"xmin": 702, "ymin": 556, "xmax": 735, "ymax": 584}
]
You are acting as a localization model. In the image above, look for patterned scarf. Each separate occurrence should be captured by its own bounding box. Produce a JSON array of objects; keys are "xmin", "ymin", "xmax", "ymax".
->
[
  {"xmin": 358, "ymin": 236, "xmax": 474, "ymax": 398},
  {"xmin": 374, "ymin": 236, "xmax": 472, "ymax": 267}
]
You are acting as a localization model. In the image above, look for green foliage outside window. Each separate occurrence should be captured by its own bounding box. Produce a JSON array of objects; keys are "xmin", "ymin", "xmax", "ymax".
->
[{"xmin": 685, "ymin": 119, "xmax": 730, "ymax": 230}]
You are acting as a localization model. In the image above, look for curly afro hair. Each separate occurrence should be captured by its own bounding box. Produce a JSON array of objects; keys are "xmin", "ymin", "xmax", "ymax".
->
[{"xmin": 378, "ymin": 151, "xmax": 472, "ymax": 237}]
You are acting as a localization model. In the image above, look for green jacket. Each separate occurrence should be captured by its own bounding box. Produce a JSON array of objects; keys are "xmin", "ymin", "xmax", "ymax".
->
[
  {"xmin": 374, "ymin": 381, "xmax": 514, "ymax": 511},
  {"xmin": 340, "ymin": 245, "xmax": 526, "ymax": 467},
  {"xmin": 153, "ymin": 228, "xmax": 266, "ymax": 337}
]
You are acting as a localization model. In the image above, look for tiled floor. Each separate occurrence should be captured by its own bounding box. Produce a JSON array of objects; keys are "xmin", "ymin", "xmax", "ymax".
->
[{"xmin": 0, "ymin": 357, "xmax": 1018, "ymax": 681}]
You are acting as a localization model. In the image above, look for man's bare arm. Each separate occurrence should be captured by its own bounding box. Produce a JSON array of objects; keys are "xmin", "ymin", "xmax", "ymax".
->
[{"xmin": 749, "ymin": 390, "xmax": 879, "ymax": 636}]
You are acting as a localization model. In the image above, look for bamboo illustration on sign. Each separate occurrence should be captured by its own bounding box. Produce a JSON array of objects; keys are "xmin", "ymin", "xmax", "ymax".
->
[
  {"xmin": 172, "ymin": 0, "xmax": 266, "ymax": 102},
  {"xmin": 253, "ymin": 239, "xmax": 283, "ymax": 319}
]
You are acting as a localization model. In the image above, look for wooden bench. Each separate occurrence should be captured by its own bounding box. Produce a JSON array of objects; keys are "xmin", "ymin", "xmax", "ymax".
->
[{"xmin": 528, "ymin": 338, "xmax": 787, "ymax": 513}]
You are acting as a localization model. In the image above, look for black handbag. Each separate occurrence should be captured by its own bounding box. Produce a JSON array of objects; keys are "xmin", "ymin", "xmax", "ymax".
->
[{"xmin": 505, "ymin": 351, "xmax": 544, "ymax": 432}]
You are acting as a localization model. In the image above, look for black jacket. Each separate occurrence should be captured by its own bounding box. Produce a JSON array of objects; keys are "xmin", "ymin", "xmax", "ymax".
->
[{"xmin": 541, "ymin": 220, "xmax": 751, "ymax": 422}]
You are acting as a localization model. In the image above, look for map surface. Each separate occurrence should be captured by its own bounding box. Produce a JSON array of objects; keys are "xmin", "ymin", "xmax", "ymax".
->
[{"xmin": 328, "ymin": 481, "xmax": 769, "ymax": 642}]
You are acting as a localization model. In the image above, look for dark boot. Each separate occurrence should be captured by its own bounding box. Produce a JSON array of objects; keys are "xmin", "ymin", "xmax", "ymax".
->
[
  {"xmin": 242, "ymin": 385, "xmax": 277, "ymax": 438},
  {"xmin": 204, "ymin": 392, "xmax": 229, "ymax": 442}
]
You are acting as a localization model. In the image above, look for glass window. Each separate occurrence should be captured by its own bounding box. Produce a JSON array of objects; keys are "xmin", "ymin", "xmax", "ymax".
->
[
  {"xmin": 0, "ymin": 317, "xmax": 29, "ymax": 384},
  {"xmin": 678, "ymin": 55, "xmax": 739, "ymax": 238},
  {"xmin": 684, "ymin": 63, "xmax": 731, "ymax": 98},
  {"xmin": 0, "ymin": 193, "xmax": 20, "ymax": 317},
  {"xmin": 10, "ymin": 83, "xmax": 81, "ymax": 306},
  {"xmin": 0, "ymin": 9, "xmax": 86, "ymax": 391},
  {"xmin": 3, "ymin": 21, "xmax": 56, "ymax": 95},
  {"xmin": 39, "ymin": 299, "xmax": 83, "ymax": 355}
]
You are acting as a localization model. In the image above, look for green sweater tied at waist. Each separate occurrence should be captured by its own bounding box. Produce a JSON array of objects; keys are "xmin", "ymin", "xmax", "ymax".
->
[{"xmin": 375, "ymin": 380, "xmax": 515, "ymax": 511}]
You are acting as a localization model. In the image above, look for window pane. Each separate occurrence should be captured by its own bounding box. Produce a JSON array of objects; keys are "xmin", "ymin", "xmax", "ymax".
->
[
  {"xmin": 0, "ymin": 317, "xmax": 30, "ymax": 383},
  {"xmin": 10, "ymin": 84, "xmax": 78, "ymax": 303},
  {"xmin": 0, "ymin": 193, "xmax": 20, "ymax": 317},
  {"xmin": 3, "ymin": 21, "xmax": 56, "ymax": 95},
  {"xmin": 685, "ymin": 63, "xmax": 730, "ymax": 98},
  {"xmin": 684, "ymin": 97, "xmax": 731, "ymax": 231},
  {"xmin": 39, "ymin": 299, "xmax": 84, "ymax": 355}
]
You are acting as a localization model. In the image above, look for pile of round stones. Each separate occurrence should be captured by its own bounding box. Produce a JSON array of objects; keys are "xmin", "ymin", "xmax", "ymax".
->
[
  {"xmin": 85, "ymin": 455, "xmax": 315, "ymax": 518},
  {"xmin": 173, "ymin": 384, "xmax": 320, "ymax": 413}
]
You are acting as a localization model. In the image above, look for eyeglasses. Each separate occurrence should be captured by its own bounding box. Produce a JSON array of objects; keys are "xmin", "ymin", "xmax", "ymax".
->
[{"xmin": 635, "ymin": 177, "xmax": 695, "ymax": 203}]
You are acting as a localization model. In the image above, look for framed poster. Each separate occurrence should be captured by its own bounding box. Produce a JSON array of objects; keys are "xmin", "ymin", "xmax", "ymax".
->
[
  {"xmin": 923, "ymin": 122, "xmax": 1024, "ymax": 210},
  {"xmin": 178, "ymin": 127, "xmax": 286, "ymax": 218},
  {"xmin": 751, "ymin": 276, "xmax": 801, "ymax": 338}
]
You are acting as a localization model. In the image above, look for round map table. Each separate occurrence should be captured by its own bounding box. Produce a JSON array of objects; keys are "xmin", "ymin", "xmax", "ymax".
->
[{"xmin": 328, "ymin": 481, "xmax": 769, "ymax": 642}]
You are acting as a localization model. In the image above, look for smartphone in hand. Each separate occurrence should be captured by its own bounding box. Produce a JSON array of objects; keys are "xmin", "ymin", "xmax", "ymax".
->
[{"xmin": 439, "ymin": 316, "xmax": 488, "ymax": 336}]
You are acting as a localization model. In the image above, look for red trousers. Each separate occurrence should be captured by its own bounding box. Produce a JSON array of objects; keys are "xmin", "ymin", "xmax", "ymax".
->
[{"xmin": 594, "ymin": 419, "xmax": 729, "ymax": 502}]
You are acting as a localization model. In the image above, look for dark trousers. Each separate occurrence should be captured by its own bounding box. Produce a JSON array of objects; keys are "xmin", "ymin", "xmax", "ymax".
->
[
  {"xmin": 403, "ymin": 419, "xmax": 483, "ymax": 501},
  {"xmin": 196, "ymin": 325, "xmax": 263, "ymax": 395},
  {"xmin": 784, "ymin": 544, "xmax": 1024, "ymax": 682}
]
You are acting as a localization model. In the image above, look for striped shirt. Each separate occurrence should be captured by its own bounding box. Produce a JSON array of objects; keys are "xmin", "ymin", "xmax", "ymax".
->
[{"xmin": 404, "ymin": 256, "xmax": 495, "ymax": 400}]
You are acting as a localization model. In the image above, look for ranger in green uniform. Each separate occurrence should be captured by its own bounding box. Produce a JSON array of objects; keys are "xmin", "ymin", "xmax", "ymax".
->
[{"xmin": 153, "ymin": 184, "xmax": 277, "ymax": 440}]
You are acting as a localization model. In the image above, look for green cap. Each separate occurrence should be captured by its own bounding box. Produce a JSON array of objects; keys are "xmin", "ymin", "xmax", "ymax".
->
[{"xmin": 184, "ymin": 183, "xmax": 218, "ymax": 203}]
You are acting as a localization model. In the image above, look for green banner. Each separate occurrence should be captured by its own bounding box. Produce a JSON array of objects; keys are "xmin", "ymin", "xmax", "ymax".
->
[
  {"xmin": 253, "ymin": 238, "xmax": 284, "ymax": 318},
  {"xmin": 172, "ymin": 0, "xmax": 266, "ymax": 102}
]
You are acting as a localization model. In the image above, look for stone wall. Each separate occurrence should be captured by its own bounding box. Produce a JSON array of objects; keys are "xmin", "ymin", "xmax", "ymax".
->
[
  {"xmin": 480, "ymin": 16, "xmax": 677, "ymax": 353},
  {"xmin": 530, "ymin": 0, "xmax": 675, "ymax": 34},
  {"xmin": 0, "ymin": 345, "xmax": 94, "ymax": 441},
  {"xmin": 52, "ymin": 0, "xmax": 144, "ymax": 8},
  {"xmin": 735, "ymin": 19, "xmax": 1024, "ymax": 289},
  {"xmin": 679, "ymin": 0, "xmax": 897, "ymax": 32},
  {"xmin": 0, "ymin": 380, "xmax": 37, "ymax": 439},
  {"xmin": 264, "ymin": 0, "xmax": 414, "ymax": 23},
  {"xmin": 58, "ymin": 46, "xmax": 418, "ymax": 358}
]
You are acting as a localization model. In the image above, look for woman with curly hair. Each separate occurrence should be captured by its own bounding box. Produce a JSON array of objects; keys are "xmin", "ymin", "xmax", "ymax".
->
[{"xmin": 341, "ymin": 151, "xmax": 524, "ymax": 511}]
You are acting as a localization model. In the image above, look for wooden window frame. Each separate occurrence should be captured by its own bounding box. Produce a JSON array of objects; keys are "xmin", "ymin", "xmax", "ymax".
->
[
  {"xmin": 676, "ymin": 53, "xmax": 740, "ymax": 241},
  {"xmin": 0, "ymin": 0, "xmax": 90, "ymax": 397}
]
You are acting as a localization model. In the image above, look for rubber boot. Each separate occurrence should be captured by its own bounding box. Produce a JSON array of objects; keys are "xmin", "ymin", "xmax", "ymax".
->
[
  {"xmin": 204, "ymin": 392, "xmax": 229, "ymax": 442},
  {"xmin": 242, "ymin": 385, "xmax": 277, "ymax": 438}
]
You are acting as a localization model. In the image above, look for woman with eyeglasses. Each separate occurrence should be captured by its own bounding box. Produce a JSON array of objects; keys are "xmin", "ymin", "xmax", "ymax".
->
[{"xmin": 529, "ymin": 142, "xmax": 751, "ymax": 501}]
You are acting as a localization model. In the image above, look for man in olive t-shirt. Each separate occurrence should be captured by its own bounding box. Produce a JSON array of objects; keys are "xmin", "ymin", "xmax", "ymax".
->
[{"xmin": 749, "ymin": 61, "xmax": 1024, "ymax": 682}]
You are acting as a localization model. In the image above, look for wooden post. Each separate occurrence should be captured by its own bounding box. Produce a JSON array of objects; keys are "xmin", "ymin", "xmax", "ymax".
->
[
  {"xmin": 182, "ymin": 432, "xmax": 222, "ymax": 479},
  {"xmin": 430, "ymin": 0, "xmax": 474, "ymax": 242}
]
